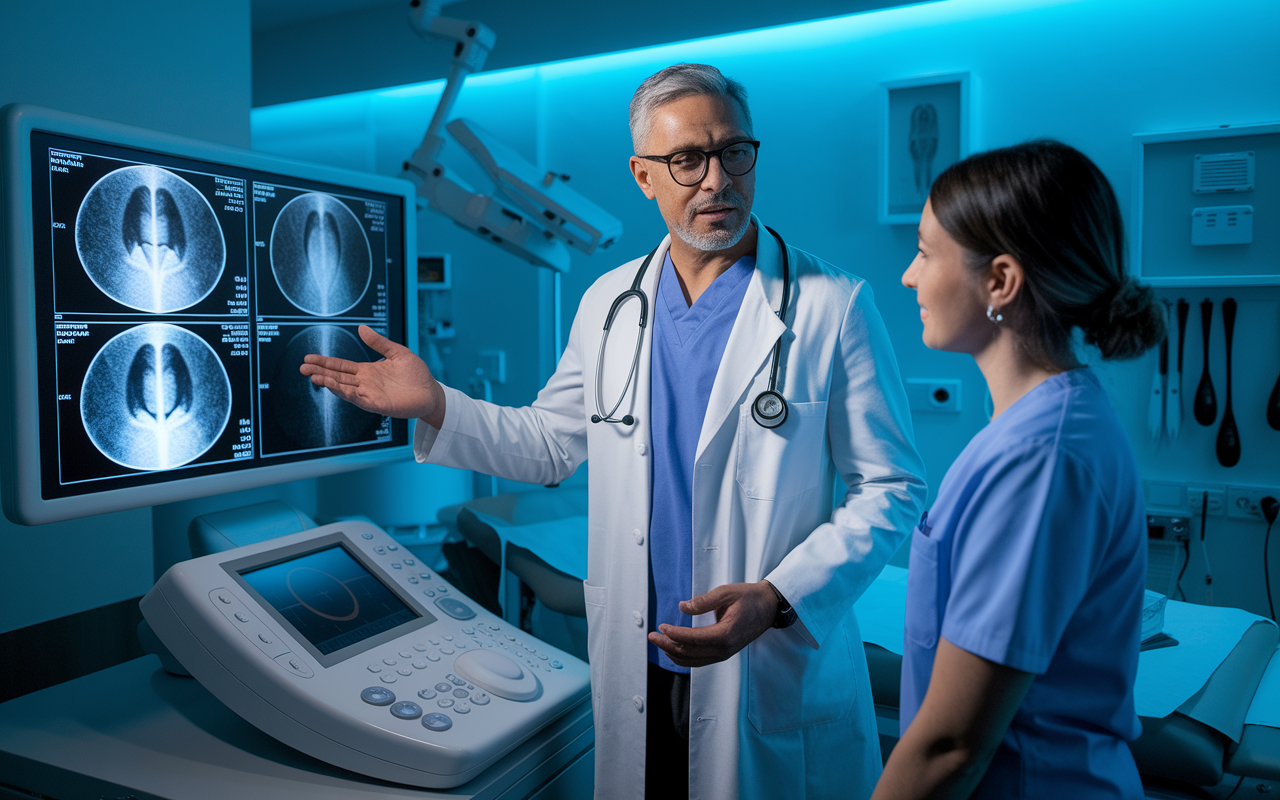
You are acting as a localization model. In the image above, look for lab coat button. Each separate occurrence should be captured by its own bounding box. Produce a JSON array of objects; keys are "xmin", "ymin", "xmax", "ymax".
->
[
  {"xmin": 634, "ymin": 532, "xmax": 644, "ymax": 545},
  {"xmin": 633, "ymin": 611, "xmax": 644, "ymax": 627},
  {"xmin": 636, "ymin": 443, "xmax": 646, "ymax": 455},
  {"xmin": 633, "ymin": 695, "xmax": 644, "ymax": 711}
]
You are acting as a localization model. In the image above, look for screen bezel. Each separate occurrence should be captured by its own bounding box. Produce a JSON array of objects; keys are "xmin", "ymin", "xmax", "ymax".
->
[
  {"xmin": 223, "ymin": 531, "xmax": 436, "ymax": 669},
  {"xmin": 0, "ymin": 104, "xmax": 418, "ymax": 525}
]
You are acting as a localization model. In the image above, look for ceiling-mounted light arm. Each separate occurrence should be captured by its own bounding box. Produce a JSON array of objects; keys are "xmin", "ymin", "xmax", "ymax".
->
[
  {"xmin": 400, "ymin": 0, "xmax": 621, "ymax": 273},
  {"xmin": 406, "ymin": 0, "xmax": 495, "ymax": 159}
]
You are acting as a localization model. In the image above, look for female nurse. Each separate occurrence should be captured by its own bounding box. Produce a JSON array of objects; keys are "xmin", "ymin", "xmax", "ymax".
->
[{"xmin": 872, "ymin": 140, "xmax": 1165, "ymax": 800}]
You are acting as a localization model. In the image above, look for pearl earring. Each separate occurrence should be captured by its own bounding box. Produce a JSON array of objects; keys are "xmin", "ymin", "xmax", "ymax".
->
[{"xmin": 986, "ymin": 305, "xmax": 1003, "ymax": 324}]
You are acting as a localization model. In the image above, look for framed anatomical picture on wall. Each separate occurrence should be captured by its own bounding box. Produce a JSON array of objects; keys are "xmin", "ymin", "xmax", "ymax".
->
[{"xmin": 880, "ymin": 73, "xmax": 969, "ymax": 225}]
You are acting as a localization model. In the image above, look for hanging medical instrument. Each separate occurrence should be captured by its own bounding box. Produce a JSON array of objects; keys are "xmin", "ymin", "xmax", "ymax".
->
[{"xmin": 591, "ymin": 226, "xmax": 792, "ymax": 429}]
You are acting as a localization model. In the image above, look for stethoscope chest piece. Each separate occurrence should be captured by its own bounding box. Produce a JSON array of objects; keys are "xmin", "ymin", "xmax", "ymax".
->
[{"xmin": 751, "ymin": 390, "xmax": 788, "ymax": 429}]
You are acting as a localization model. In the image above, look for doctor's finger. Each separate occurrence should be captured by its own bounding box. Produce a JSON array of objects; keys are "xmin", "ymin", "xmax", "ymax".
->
[
  {"xmin": 648, "ymin": 631, "xmax": 719, "ymax": 667},
  {"xmin": 357, "ymin": 324, "xmax": 400, "ymax": 357},
  {"xmin": 679, "ymin": 584, "xmax": 738, "ymax": 616},
  {"xmin": 302, "ymin": 353, "xmax": 360, "ymax": 374}
]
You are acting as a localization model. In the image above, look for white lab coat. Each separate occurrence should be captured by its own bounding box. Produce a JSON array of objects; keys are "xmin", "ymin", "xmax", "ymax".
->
[{"xmin": 416, "ymin": 218, "xmax": 927, "ymax": 800}]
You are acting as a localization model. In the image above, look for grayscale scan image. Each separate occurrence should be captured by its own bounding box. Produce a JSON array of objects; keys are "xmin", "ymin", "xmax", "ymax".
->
[
  {"xmin": 80, "ymin": 323, "xmax": 231, "ymax": 470},
  {"xmin": 75, "ymin": 165, "xmax": 226, "ymax": 312},
  {"xmin": 269, "ymin": 325, "xmax": 380, "ymax": 450},
  {"xmin": 269, "ymin": 193, "xmax": 372, "ymax": 316}
]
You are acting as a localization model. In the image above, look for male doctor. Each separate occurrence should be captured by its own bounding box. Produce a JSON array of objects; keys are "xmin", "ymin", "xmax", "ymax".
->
[{"xmin": 302, "ymin": 64, "xmax": 926, "ymax": 800}]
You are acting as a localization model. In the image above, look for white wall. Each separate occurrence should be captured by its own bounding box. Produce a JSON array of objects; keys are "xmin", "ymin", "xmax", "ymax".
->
[
  {"xmin": 255, "ymin": 0, "xmax": 1280, "ymax": 610},
  {"xmin": 0, "ymin": 0, "xmax": 253, "ymax": 634}
]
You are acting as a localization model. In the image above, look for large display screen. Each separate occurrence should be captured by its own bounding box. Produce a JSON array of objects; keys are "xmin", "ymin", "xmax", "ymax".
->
[
  {"xmin": 236, "ymin": 543, "xmax": 432, "ymax": 664},
  {"xmin": 0, "ymin": 106, "xmax": 416, "ymax": 524}
]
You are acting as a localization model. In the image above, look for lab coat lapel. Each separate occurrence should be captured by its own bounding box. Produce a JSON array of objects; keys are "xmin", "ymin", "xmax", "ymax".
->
[{"xmin": 695, "ymin": 219, "xmax": 787, "ymax": 460}]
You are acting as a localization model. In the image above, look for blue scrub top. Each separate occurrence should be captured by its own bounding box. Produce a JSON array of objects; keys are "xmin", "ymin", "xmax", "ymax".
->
[
  {"xmin": 647, "ymin": 251, "xmax": 754, "ymax": 673},
  {"xmin": 901, "ymin": 368, "xmax": 1146, "ymax": 799}
]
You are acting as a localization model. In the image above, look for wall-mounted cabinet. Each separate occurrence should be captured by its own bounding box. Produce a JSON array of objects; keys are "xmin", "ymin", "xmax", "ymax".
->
[{"xmin": 1133, "ymin": 122, "xmax": 1280, "ymax": 287}]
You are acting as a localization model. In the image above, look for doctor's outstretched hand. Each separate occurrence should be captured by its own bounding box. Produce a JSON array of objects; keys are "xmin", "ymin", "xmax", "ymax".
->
[
  {"xmin": 299, "ymin": 324, "xmax": 446, "ymax": 428},
  {"xmin": 648, "ymin": 581, "xmax": 779, "ymax": 668}
]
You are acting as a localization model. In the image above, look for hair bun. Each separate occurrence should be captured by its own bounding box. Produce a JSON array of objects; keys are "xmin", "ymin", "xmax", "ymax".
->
[{"xmin": 1080, "ymin": 279, "xmax": 1166, "ymax": 360}]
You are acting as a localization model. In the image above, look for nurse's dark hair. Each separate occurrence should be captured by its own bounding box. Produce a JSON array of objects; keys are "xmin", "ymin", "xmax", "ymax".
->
[
  {"xmin": 629, "ymin": 64, "xmax": 752, "ymax": 153},
  {"xmin": 929, "ymin": 140, "xmax": 1165, "ymax": 368}
]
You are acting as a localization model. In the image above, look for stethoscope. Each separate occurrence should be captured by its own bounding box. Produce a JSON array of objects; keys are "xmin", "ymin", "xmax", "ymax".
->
[{"xmin": 590, "ymin": 226, "xmax": 792, "ymax": 430}]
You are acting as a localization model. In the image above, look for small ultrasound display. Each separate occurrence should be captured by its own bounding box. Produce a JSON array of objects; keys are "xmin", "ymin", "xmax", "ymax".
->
[
  {"xmin": 31, "ymin": 132, "xmax": 407, "ymax": 499},
  {"xmin": 239, "ymin": 545, "xmax": 425, "ymax": 657}
]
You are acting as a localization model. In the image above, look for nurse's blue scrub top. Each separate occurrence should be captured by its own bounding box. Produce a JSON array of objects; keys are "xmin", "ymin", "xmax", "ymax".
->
[{"xmin": 901, "ymin": 368, "xmax": 1146, "ymax": 799}]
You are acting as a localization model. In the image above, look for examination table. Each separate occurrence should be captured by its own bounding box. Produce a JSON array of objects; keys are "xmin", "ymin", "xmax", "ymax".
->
[{"xmin": 856, "ymin": 565, "xmax": 1280, "ymax": 796}]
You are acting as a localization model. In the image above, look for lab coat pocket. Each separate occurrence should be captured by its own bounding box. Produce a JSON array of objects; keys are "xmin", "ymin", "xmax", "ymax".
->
[
  {"xmin": 747, "ymin": 622, "xmax": 857, "ymax": 734},
  {"xmin": 735, "ymin": 401, "xmax": 827, "ymax": 501},
  {"xmin": 904, "ymin": 526, "xmax": 942, "ymax": 649}
]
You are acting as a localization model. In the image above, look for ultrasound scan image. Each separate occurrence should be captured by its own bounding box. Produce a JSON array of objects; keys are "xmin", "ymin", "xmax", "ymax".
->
[
  {"xmin": 269, "ymin": 193, "xmax": 371, "ymax": 316},
  {"xmin": 80, "ymin": 324, "xmax": 231, "ymax": 470},
  {"xmin": 75, "ymin": 165, "xmax": 225, "ymax": 313},
  {"xmin": 268, "ymin": 325, "xmax": 380, "ymax": 450}
]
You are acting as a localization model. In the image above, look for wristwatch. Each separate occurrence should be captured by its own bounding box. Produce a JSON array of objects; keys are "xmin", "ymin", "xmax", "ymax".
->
[{"xmin": 767, "ymin": 581, "xmax": 798, "ymax": 629}]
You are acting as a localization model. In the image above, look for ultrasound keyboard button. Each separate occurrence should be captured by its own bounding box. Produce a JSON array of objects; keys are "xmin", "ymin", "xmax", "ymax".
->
[
  {"xmin": 380, "ymin": 675, "xmax": 397, "ymax": 684},
  {"xmin": 434, "ymin": 596, "xmax": 474, "ymax": 620},
  {"xmin": 437, "ymin": 698, "xmax": 455, "ymax": 708},
  {"xmin": 471, "ymin": 691, "xmax": 490, "ymax": 705},
  {"xmin": 361, "ymin": 687, "xmax": 396, "ymax": 706},
  {"xmin": 422, "ymin": 713, "xmax": 452, "ymax": 732},
  {"xmin": 453, "ymin": 688, "xmax": 469, "ymax": 699},
  {"xmin": 417, "ymin": 688, "xmax": 437, "ymax": 700},
  {"xmin": 390, "ymin": 701, "xmax": 422, "ymax": 720},
  {"xmin": 435, "ymin": 682, "xmax": 452, "ymax": 693},
  {"xmin": 454, "ymin": 702, "xmax": 471, "ymax": 714}
]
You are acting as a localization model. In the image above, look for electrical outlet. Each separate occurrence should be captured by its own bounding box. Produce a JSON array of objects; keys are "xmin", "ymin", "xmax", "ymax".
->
[
  {"xmin": 1227, "ymin": 486, "xmax": 1280, "ymax": 521},
  {"xmin": 1146, "ymin": 515, "xmax": 1191, "ymax": 541},
  {"xmin": 478, "ymin": 349, "xmax": 506, "ymax": 384},
  {"xmin": 906, "ymin": 379, "xmax": 961, "ymax": 413},
  {"xmin": 1188, "ymin": 487, "xmax": 1226, "ymax": 517}
]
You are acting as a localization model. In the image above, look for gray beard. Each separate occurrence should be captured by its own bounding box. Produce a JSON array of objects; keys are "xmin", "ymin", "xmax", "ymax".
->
[{"xmin": 673, "ymin": 193, "xmax": 751, "ymax": 252}]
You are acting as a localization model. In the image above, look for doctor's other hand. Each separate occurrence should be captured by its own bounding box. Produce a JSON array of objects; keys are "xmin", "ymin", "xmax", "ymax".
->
[
  {"xmin": 648, "ymin": 581, "xmax": 778, "ymax": 668},
  {"xmin": 299, "ymin": 324, "xmax": 446, "ymax": 428}
]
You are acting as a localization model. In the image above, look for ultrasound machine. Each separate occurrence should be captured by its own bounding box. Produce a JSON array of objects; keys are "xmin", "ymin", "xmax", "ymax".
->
[{"xmin": 0, "ymin": 103, "xmax": 593, "ymax": 798}]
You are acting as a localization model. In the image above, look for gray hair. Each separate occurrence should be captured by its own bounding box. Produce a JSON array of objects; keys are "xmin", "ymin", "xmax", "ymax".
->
[{"xmin": 628, "ymin": 64, "xmax": 753, "ymax": 153}]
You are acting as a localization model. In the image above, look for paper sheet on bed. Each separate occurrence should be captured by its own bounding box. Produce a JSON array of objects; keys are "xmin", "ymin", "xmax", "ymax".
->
[
  {"xmin": 852, "ymin": 565, "xmax": 1271, "ymax": 720},
  {"xmin": 1136, "ymin": 601, "xmax": 1272, "ymax": 720},
  {"xmin": 1243, "ymin": 641, "xmax": 1280, "ymax": 728},
  {"xmin": 469, "ymin": 510, "xmax": 589, "ymax": 580}
]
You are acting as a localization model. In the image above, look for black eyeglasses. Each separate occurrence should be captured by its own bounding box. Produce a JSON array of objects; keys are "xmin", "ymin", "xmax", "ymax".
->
[{"xmin": 637, "ymin": 140, "xmax": 760, "ymax": 186}]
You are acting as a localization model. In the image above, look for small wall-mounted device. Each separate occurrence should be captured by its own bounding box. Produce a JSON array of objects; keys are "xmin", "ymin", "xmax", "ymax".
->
[
  {"xmin": 1192, "ymin": 205, "xmax": 1254, "ymax": 245},
  {"xmin": 1193, "ymin": 151, "xmax": 1255, "ymax": 194}
]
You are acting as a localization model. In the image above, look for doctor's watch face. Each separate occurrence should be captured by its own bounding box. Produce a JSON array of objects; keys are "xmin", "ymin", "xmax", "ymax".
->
[{"xmin": 631, "ymin": 93, "xmax": 756, "ymax": 252}]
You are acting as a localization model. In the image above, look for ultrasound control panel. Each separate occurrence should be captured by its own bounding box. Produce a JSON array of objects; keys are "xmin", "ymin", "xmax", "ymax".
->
[{"xmin": 140, "ymin": 519, "xmax": 590, "ymax": 788}]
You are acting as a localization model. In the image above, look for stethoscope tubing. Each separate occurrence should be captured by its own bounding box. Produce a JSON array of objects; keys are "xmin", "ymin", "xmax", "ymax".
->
[{"xmin": 593, "ymin": 227, "xmax": 790, "ymax": 427}]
